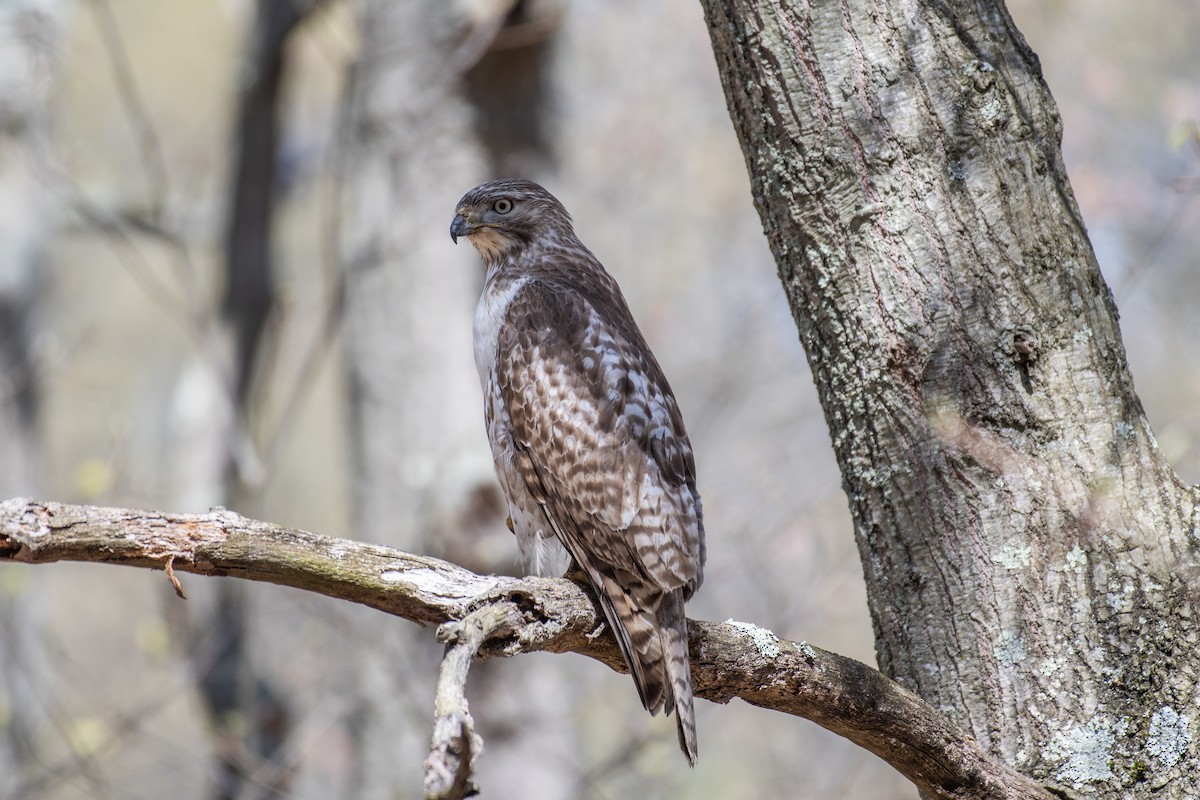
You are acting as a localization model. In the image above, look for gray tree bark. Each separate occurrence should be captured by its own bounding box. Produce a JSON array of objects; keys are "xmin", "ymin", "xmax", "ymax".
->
[{"xmin": 700, "ymin": 0, "xmax": 1199, "ymax": 796}]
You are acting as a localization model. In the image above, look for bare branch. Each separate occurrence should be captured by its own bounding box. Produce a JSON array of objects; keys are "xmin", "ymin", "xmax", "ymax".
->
[
  {"xmin": 0, "ymin": 498, "xmax": 1053, "ymax": 800},
  {"xmin": 424, "ymin": 606, "xmax": 518, "ymax": 799}
]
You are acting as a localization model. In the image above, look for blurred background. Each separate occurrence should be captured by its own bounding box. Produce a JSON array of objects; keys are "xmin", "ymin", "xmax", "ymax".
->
[{"xmin": 0, "ymin": 1, "xmax": 1195, "ymax": 798}]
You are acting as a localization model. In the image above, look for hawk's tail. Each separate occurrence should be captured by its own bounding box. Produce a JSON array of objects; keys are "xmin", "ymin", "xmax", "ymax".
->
[
  {"xmin": 660, "ymin": 591, "xmax": 697, "ymax": 766},
  {"xmin": 596, "ymin": 576, "xmax": 698, "ymax": 766}
]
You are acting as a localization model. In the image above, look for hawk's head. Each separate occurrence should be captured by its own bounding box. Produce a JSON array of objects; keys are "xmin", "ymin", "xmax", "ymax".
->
[{"xmin": 450, "ymin": 179, "xmax": 574, "ymax": 264}]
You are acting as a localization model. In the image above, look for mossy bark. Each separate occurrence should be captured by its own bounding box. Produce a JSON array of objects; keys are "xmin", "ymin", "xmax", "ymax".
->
[{"xmin": 700, "ymin": 0, "xmax": 1200, "ymax": 795}]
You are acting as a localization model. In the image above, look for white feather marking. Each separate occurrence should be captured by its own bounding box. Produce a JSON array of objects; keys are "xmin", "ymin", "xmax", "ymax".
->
[{"xmin": 473, "ymin": 273, "xmax": 529, "ymax": 389}]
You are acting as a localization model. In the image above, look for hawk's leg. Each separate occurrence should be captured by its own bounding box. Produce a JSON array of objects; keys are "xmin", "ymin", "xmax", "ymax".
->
[{"xmin": 564, "ymin": 557, "xmax": 587, "ymax": 584}]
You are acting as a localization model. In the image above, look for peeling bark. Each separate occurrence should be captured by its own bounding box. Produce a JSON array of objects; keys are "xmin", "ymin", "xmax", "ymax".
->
[{"xmin": 699, "ymin": 0, "xmax": 1200, "ymax": 795}]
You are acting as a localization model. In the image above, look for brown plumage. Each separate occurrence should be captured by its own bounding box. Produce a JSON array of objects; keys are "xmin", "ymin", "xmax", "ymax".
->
[{"xmin": 451, "ymin": 179, "xmax": 706, "ymax": 764}]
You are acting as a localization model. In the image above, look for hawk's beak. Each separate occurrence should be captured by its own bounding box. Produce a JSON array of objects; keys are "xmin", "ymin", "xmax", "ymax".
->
[{"xmin": 450, "ymin": 214, "xmax": 472, "ymax": 244}]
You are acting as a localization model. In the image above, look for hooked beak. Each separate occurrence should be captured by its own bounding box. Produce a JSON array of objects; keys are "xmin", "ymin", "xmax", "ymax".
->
[{"xmin": 450, "ymin": 214, "xmax": 472, "ymax": 244}]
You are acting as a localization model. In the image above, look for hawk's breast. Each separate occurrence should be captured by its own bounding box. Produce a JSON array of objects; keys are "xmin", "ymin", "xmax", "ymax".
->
[
  {"xmin": 473, "ymin": 271, "xmax": 529, "ymax": 389},
  {"xmin": 474, "ymin": 269, "xmax": 572, "ymax": 576}
]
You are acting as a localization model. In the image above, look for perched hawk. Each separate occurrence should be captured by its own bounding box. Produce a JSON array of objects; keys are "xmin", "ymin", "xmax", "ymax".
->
[{"xmin": 451, "ymin": 179, "xmax": 706, "ymax": 765}]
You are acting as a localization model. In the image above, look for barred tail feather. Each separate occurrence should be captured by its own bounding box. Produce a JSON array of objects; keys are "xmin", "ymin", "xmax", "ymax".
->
[
  {"xmin": 595, "ymin": 574, "xmax": 669, "ymax": 714},
  {"xmin": 660, "ymin": 591, "xmax": 697, "ymax": 766},
  {"xmin": 595, "ymin": 576, "xmax": 698, "ymax": 766}
]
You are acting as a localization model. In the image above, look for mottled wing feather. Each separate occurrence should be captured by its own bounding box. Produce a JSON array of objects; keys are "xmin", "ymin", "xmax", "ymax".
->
[
  {"xmin": 495, "ymin": 278, "xmax": 702, "ymax": 594},
  {"xmin": 495, "ymin": 277, "xmax": 702, "ymax": 761}
]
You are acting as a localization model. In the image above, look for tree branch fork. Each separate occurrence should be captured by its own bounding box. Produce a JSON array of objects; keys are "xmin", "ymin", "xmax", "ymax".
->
[{"xmin": 0, "ymin": 498, "xmax": 1052, "ymax": 799}]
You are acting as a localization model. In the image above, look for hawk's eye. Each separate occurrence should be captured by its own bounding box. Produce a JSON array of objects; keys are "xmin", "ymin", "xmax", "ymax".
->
[{"xmin": 493, "ymin": 198, "xmax": 514, "ymax": 214}]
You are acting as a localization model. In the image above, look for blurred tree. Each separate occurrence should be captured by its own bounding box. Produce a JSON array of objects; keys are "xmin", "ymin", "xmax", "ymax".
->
[
  {"xmin": 0, "ymin": 0, "xmax": 61, "ymax": 792},
  {"xmin": 0, "ymin": 0, "xmax": 58, "ymax": 506},
  {"xmin": 702, "ymin": 0, "xmax": 1200, "ymax": 796},
  {"xmin": 170, "ymin": 2, "xmax": 325, "ymax": 798},
  {"xmin": 462, "ymin": 0, "xmax": 562, "ymax": 177},
  {"xmin": 337, "ymin": 2, "xmax": 490, "ymax": 797}
]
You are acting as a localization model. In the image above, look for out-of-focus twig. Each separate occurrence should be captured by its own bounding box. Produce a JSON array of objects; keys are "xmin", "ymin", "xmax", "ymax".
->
[
  {"xmin": 88, "ymin": 0, "xmax": 170, "ymax": 221},
  {"xmin": 1114, "ymin": 193, "xmax": 1198, "ymax": 301}
]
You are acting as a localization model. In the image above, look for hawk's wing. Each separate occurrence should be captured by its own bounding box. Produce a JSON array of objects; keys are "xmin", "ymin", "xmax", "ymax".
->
[
  {"xmin": 495, "ymin": 274, "xmax": 703, "ymax": 757},
  {"xmin": 495, "ymin": 275, "xmax": 704, "ymax": 597}
]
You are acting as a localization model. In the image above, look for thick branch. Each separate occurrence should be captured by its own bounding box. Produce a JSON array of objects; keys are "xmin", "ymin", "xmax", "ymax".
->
[{"xmin": 0, "ymin": 498, "xmax": 1051, "ymax": 799}]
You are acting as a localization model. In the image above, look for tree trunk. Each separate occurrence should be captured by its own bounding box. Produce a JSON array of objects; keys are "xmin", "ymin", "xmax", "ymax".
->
[
  {"xmin": 341, "ymin": 4, "xmax": 486, "ymax": 553},
  {"xmin": 339, "ymin": 3, "xmax": 490, "ymax": 797},
  {"xmin": 700, "ymin": 0, "xmax": 1199, "ymax": 795}
]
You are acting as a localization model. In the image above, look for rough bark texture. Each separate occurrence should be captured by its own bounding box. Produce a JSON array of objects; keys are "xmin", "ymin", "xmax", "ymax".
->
[
  {"xmin": 700, "ymin": 0, "xmax": 1200, "ymax": 796},
  {"xmin": 0, "ymin": 498, "xmax": 1055, "ymax": 800},
  {"xmin": 423, "ymin": 608, "xmax": 501, "ymax": 800}
]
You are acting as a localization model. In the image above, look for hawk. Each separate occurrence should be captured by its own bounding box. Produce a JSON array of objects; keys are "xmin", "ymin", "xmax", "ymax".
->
[{"xmin": 451, "ymin": 179, "xmax": 706, "ymax": 765}]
